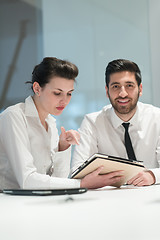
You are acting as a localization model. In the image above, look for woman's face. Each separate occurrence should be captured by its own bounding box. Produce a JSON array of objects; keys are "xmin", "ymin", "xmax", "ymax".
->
[{"xmin": 34, "ymin": 76, "xmax": 75, "ymax": 116}]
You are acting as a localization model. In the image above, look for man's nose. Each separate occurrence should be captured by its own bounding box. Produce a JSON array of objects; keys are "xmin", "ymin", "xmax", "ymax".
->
[{"xmin": 119, "ymin": 86, "xmax": 128, "ymax": 98}]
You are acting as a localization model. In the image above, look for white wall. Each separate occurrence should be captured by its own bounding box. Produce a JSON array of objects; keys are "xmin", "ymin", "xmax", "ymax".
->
[
  {"xmin": 42, "ymin": 0, "xmax": 153, "ymax": 130},
  {"xmin": 1, "ymin": 0, "xmax": 160, "ymax": 130},
  {"xmin": 149, "ymin": 0, "xmax": 160, "ymax": 107}
]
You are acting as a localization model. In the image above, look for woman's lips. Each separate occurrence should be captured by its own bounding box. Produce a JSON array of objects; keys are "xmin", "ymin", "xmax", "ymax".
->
[{"xmin": 56, "ymin": 106, "xmax": 65, "ymax": 111}]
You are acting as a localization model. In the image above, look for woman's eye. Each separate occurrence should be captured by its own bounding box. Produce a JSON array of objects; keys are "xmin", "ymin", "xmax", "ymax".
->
[
  {"xmin": 67, "ymin": 93, "xmax": 72, "ymax": 96},
  {"xmin": 54, "ymin": 92, "xmax": 61, "ymax": 96}
]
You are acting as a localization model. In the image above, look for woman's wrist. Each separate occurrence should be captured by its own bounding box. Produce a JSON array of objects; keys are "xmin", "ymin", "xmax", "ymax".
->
[{"xmin": 58, "ymin": 141, "xmax": 70, "ymax": 151}]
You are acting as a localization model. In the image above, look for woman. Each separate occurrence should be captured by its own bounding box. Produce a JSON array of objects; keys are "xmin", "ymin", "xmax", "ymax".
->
[{"xmin": 0, "ymin": 57, "xmax": 123, "ymax": 190}]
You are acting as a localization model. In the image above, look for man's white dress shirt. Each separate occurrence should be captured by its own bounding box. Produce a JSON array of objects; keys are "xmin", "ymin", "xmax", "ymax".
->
[
  {"xmin": 0, "ymin": 96, "xmax": 80, "ymax": 189},
  {"xmin": 71, "ymin": 102, "xmax": 160, "ymax": 184}
]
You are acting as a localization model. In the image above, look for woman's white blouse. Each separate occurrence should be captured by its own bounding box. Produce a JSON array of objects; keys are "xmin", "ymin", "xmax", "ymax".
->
[{"xmin": 0, "ymin": 96, "xmax": 80, "ymax": 189}]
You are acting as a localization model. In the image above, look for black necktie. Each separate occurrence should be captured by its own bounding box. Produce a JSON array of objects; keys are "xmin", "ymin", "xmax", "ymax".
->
[{"xmin": 122, "ymin": 122, "xmax": 137, "ymax": 160}]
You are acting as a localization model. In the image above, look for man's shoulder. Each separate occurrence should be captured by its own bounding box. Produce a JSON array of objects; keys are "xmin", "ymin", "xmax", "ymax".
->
[
  {"xmin": 84, "ymin": 104, "xmax": 112, "ymax": 122},
  {"xmin": 138, "ymin": 102, "xmax": 160, "ymax": 116}
]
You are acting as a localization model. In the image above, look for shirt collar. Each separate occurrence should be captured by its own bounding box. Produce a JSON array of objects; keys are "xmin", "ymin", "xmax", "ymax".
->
[
  {"xmin": 24, "ymin": 96, "xmax": 56, "ymax": 124},
  {"xmin": 25, "ymin": 96, "xmax": 39, "ymax": 118},
  {"xmin": 109, "ymin": 102, "xmax": 141, "ymax": 130}
]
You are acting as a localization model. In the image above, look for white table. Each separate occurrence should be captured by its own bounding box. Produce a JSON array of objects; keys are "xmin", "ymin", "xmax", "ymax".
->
[{"xmin": 1, "ymin": 184, "xmax": 160, "ymax": 240}]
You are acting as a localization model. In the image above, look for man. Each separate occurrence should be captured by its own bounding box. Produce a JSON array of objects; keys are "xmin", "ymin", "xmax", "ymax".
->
[{"xmin": 72, "ymin": 59, "xmax": 160, "ymax": 186}]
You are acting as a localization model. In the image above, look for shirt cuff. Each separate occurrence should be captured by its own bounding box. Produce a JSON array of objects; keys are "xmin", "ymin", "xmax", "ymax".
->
[
  {"xmin": 53, "ymin": 146, "xmax": 71, "ymax": 178},
  {"xmin": 49, "ymin": 177, "xmax": 81, "ymax": 189},
  {"xmin": 149, "ymin": 168, "xmax": 160, "ymax": 184}
]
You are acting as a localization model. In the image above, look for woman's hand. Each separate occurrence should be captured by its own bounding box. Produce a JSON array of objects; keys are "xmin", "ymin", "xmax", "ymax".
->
[{"xmin": 59, "ymin": 126, "xmax": 80, "ymax": 151}]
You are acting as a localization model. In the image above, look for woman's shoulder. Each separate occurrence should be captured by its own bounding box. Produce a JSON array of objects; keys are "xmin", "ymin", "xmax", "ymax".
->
[{"xmin": 0, "ymin": 102, "xmax": 25, "ymax": 120}]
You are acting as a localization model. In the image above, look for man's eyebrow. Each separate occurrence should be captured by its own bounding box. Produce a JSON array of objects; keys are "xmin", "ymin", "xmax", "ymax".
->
[
  {"xmin": 125, "ymin": 81, "xmax": 136, "ymax": 84},
  {"xmin": 110, "ymin": 81, "xmax": 136, "ymax": 86},
  {"xmin": 110, "ymin": 82, "xmax": 120, "ymax": 86}
]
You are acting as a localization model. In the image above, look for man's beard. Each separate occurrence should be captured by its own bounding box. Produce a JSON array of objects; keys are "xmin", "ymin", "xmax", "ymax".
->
[{"xmin": 108, "ymin": 93, "xmax": 140, "ymax": 115}]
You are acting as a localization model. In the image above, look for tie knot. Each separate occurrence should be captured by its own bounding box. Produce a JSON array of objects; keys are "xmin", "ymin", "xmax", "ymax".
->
[{"xmin": 122, "ymin": 122, "xmax": 130, "ymax": 131}]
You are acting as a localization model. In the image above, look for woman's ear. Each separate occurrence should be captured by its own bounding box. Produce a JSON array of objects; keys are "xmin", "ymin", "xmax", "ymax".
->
[{"xmin": 33, "ymin": 82, "xmax": 41, "ymax": 96}]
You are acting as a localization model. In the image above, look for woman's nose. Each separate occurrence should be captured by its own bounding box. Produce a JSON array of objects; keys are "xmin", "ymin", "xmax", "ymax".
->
[{"xmin": 60, "ymin": 95, "xmax": 67, "ymax": 104}]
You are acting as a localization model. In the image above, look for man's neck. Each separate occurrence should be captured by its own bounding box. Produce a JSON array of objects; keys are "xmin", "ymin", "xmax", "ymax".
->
[{"xmin": 114, "ymin": 107, "xmax": 137, "ymax": 122}]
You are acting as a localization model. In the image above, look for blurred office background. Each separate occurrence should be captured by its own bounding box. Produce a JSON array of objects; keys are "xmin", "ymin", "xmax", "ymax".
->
[{"xmin": 0, "ymin": 0, "xmax": 160, "ymax": 132}]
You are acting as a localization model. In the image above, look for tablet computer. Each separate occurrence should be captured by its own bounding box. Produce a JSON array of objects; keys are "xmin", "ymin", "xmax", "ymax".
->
[
  {"xmin": 3, "ymin": 188, "xmax": 87, "ymax": 196},
  {"xmin": 71, "ymin": 153, "xmax": 145, "ymax": 187}
]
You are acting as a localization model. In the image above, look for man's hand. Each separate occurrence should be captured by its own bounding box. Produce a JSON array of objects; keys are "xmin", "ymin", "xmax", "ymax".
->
[
  {"xmin": 80, "ymin": 166, "xmax": 124, "ymax": 189},
  {"xmin": 59, "ymin": 126, "xmax": 80, "ymax": 151},
  {"xmin": 127, "ymin": 170, "xmax": 156, "ymax": 186}
]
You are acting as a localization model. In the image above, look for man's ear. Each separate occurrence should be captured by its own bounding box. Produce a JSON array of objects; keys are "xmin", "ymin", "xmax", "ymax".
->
[
  {"xmin": 105, "ymin": 86, "xmax": 109, "ymax": 98},
  {"xmin": 139, "ymin": 83, "xmax": 143, "ymax": 97}
]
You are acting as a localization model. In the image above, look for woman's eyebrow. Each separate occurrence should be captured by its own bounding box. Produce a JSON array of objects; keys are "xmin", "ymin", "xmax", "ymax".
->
[
  {"xmin": 68, "ymin": 89, "xmax": 74, "ymax": 92},
  {"xmin": 54, "ymin": 88, "xmax": 74, "ymax": 92},
  {"xmin": 54, "ymin": 88, "xmax": 63, "ymax": 91}
]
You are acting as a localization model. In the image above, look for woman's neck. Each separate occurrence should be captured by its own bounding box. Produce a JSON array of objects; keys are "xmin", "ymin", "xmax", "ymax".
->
[{"xmin": 32, "ymin": 95, "xmax": 48, "ymax": 131}]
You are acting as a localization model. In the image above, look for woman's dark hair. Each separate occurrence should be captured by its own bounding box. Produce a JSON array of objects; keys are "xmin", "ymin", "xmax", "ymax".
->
[
  {"xmin": 105, "ymin": 59, "xmax": 142, "ymax": 88},
  {"xmin": 26, "ymin": 57, "xmax": 79, "ymax": 91}
]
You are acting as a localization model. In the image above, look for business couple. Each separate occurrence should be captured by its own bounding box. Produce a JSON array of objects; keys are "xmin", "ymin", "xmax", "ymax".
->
[{"xmin": 0, "ymin": 57, "xmax": 159, "ymax": 190}]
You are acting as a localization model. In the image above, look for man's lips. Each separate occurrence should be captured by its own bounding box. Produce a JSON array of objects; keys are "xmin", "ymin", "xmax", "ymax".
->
[
  {"xmin": 116, "ymin": 98, "xmax": 130, "ymax": 105},
  {"xmin": 56, "ymin": 106, "xmax": 65, "ymax": 111}
]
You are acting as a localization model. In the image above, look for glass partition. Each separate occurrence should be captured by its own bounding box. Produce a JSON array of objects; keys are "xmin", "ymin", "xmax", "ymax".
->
[{"xmin": 1, "ymin": 0, "xmax": 159, "ymax": 131}]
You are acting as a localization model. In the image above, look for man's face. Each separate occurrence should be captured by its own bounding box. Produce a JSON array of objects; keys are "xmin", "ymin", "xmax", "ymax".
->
[{"xmin": 105, "ymin": 71, "xmax": 142, "ymax": 121}]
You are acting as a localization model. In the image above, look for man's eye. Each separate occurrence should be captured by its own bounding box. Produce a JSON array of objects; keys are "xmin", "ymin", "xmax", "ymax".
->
[
  {"xmin": 112, "ymin": 85, "xmax": 119, "ymax": 89},
  {"xmin": 127, "ymin": 84, "xmax": 134, "ymax": 88},
  {"xmin": 67, "ymin": 93, "xmax": 72, "ymax": 96}
]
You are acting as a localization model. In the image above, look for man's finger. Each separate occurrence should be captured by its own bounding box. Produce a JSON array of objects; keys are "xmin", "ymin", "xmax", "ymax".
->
[{"xmin": 127, "ymin": 175, "xmax": 138, "ymax": 185}]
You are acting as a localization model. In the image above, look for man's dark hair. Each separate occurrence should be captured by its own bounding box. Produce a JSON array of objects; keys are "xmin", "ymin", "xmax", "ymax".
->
[{"xmin": 105, "ymin": 59, "xmax": 142, "ymax": 88}]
